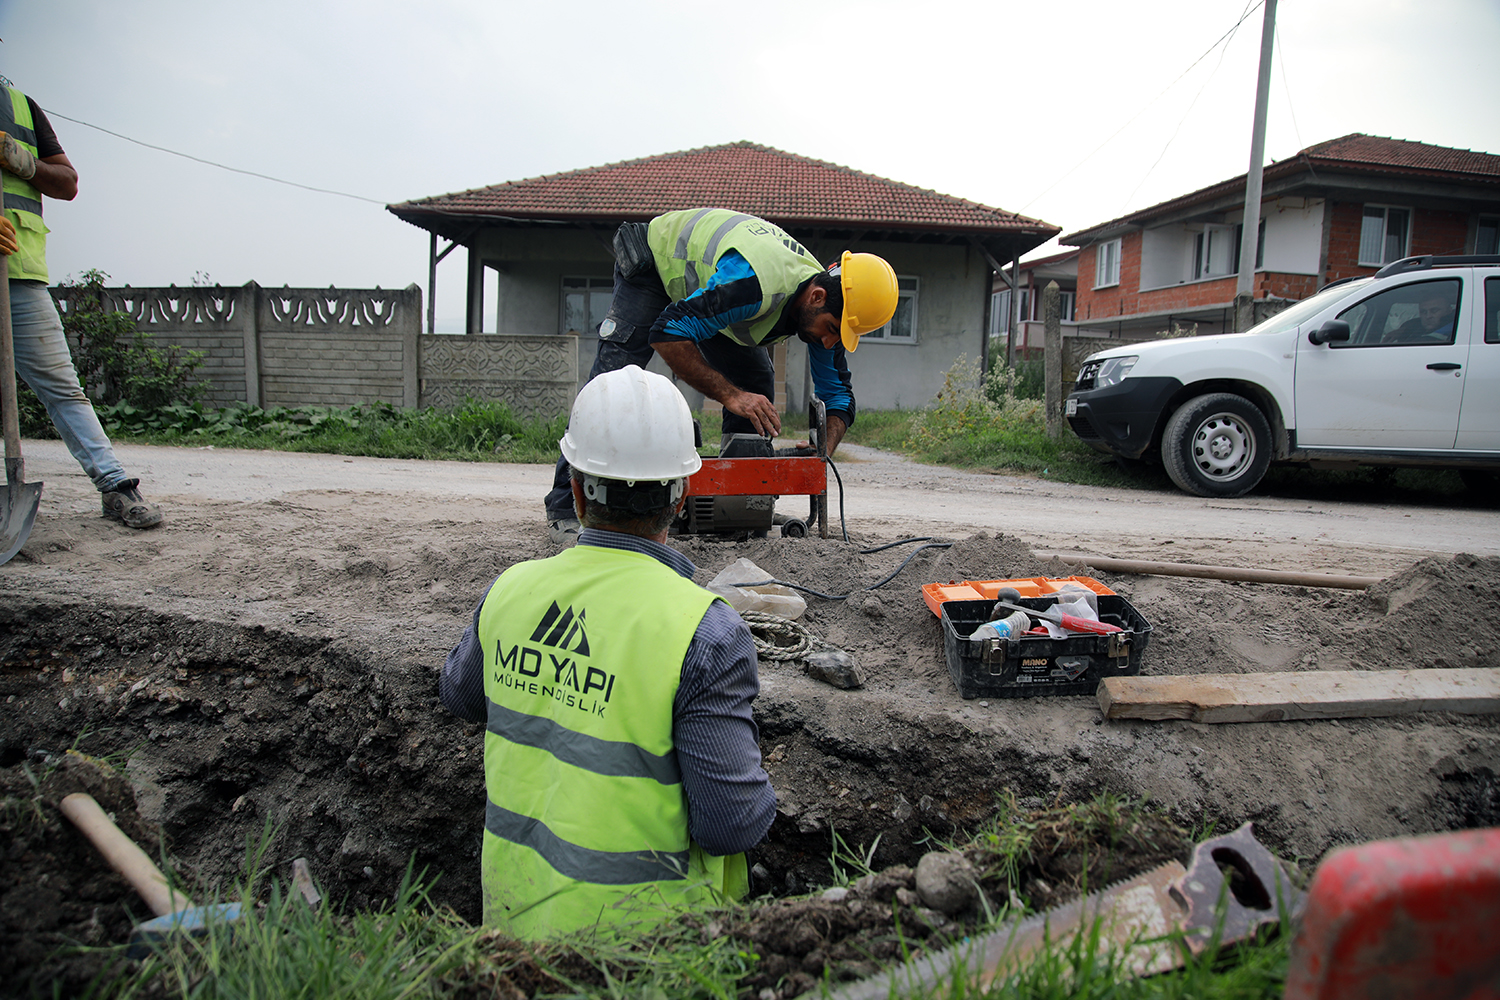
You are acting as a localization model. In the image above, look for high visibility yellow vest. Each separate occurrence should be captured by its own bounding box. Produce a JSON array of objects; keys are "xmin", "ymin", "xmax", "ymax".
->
[
  {"xmin": 648, "ymin": 208, "xmax": 823, "ymax": 347},
  {"xmin": 477, "ymin": 543, "xmax": 748, "ymax": 938},
  {"xmin": 2, "ymin": 85, "xmax": 50, "ymax": 282}
]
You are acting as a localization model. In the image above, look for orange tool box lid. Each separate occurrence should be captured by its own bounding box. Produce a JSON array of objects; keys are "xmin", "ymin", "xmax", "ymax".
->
[{"xmin": 921, "ymin": 576, "xmax": 1116, "ymax": 617}]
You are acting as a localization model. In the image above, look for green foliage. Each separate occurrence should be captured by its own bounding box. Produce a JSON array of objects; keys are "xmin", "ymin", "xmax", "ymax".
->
[
  {"xmin": 60, "ymin": 269, "xmax": 208, "ymax": 410},
  {"xmin": 985, "ymin": 347, "xmax": 1047, "ymax": 401},
  {"xmin": 98, "ymin": 397, "xmax": 571, "ymax": 464}
]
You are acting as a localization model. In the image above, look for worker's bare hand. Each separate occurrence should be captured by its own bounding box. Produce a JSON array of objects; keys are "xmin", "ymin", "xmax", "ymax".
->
[
  {"xmin": 724, "ymin": 390, "xmax": 781, "ymax": 437},
  {"xmin": 0, "ymin": 216, "xmax": 17, "ymax": 256}
]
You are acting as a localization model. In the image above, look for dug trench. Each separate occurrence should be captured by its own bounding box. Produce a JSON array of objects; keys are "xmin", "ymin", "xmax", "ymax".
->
[{"xmin": 2, "ymin": 521, "xmax": 1499, "ymax": 996}]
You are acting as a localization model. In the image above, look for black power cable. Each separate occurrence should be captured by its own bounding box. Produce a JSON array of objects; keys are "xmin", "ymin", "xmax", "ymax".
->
[{"xmin": 737, "ymin": 537, "xmax": 952, "ymax": 601}]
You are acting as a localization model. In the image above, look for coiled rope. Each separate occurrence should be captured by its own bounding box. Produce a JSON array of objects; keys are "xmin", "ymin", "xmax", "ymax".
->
[{"xmin": 739, "ymin": 610, "xmax": 835, "ymax": 661}]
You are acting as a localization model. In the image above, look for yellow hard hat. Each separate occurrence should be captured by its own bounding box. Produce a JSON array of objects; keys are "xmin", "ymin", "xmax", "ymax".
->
[{"xmin": 837, "ymin": 251, "xmax": 899, "ymax": 352}]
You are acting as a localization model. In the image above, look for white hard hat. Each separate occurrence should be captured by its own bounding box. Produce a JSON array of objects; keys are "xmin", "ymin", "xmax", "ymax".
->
[{"xmin": 560, "ymin": 366, "xmax": 702, "ymax": 483}]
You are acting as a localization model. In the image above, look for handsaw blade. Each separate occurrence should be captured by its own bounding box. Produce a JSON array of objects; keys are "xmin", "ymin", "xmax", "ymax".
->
[{"xmin": 817, "ymin": 822, "xmax": 1303, "ymax": 1000}]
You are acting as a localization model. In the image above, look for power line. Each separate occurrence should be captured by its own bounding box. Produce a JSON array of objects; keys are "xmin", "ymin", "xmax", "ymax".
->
[
  {"xmin": 1275, "ymin": 28, "xmax": 1305, "ymax": 152},
  {"xmin": 1119, "ymin": 0, "xmax": 1254, "ymax": 213},
  {"xmin": 44, "ymin": 110, "xmax": 390, "ymax": 206},
  {"xmin": 1016, "ymin": 0, "xmax": 1267, "ymax": 217}
]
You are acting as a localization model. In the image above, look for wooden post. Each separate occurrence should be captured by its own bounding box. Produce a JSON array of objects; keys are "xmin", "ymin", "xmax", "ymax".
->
[
  {"xmin": 1043, "ymin": 281, "xmax": 1062, "ymax": 440},
  {"xmin": 427, "ymin": 232, "xmax": 437, "ymax": 336}
]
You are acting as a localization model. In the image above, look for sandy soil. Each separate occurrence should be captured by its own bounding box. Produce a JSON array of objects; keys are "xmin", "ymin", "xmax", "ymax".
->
[{"xmin": 2, "ymin": 439, "xmax": 1498, "ymax": 995}]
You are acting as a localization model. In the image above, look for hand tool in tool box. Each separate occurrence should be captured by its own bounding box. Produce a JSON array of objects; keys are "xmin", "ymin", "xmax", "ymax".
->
[
  {"xmin": 818, "ymin": 822, "xmax": 1303, "ymax": 1000},
  {"xmin": 990, "ymin": 586, "xmax": 1124, "ymax": 635},
  {"xmin": 921, "ymin": 576, "xmax": 1116, "ymax": 617}
]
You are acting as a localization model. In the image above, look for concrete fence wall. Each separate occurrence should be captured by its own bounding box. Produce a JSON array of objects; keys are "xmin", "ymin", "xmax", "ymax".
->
[{"xmin": 49, "ymin": 283, "xmax": 578, "ymax": 418}]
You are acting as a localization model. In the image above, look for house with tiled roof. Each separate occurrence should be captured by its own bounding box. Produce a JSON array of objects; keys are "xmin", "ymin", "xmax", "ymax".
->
[
  {"xmin": 1059, "ymin": 134, "xmax": 1500, "ymax": 341},
  {"xmin": 387, "ymin": 142, "xmax": 1057, "ymax": 413}
]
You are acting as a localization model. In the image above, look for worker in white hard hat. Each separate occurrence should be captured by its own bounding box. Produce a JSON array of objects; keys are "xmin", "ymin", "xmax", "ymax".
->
[
  {"xmin": 441, "ymin": 365, "xmax": 775, "ymax": 940},
  {"xmin": 545, "ymin": 207, "xmax": 899, "ymax": 543}
]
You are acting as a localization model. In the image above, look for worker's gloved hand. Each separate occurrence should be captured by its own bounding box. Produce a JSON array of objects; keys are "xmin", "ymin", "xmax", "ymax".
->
[
  {"xmin": 0, "ymin": 133, "xmax": 36, "ymax": 180},
  {"xmin": 0, "ymin": 216, "xmax": 17, "ymax": 256}
]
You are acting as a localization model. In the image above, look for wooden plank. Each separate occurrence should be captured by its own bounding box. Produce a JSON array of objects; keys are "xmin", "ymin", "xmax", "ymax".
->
[{"xmin": 1098, "ymin": 668, "xmax": 1500, "ymax": 724}]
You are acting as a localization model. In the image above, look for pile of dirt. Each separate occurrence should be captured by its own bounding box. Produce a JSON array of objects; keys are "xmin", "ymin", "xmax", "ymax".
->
[{"xmin": 2, "ymin": 471, "xmax": 1499, "ymax": 996}]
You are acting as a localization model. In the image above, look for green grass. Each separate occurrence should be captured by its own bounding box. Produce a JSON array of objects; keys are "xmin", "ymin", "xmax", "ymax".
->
[{"xmin": 63, "ymin": 798, "xmax": 1293, "ymax": 1000}]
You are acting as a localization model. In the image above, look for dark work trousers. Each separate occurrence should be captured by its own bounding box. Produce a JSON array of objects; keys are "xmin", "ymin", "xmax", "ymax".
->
[{"xmin": 543, "ymin": 265, "xmax": 780, "ymax": 520}]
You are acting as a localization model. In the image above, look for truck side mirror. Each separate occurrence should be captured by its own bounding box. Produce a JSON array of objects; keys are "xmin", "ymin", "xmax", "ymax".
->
[{"xmin": 1308, "ymin": 320, "xmax": 1351, "ymax": 345}]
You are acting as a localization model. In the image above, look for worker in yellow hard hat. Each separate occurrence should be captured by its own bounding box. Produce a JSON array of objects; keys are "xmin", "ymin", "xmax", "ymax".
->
[{"xmin": 545, "ymin": 208, "xmax": 898, "ymax": 542}]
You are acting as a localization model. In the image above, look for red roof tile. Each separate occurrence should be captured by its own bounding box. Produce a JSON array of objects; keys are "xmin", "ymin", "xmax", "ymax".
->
[
  {"xmin": 1061, "ymin": 134, "xmax": 1500, "ymax": 244},
  {"xmin": 390, "ymin": 142, "xmax": 1056, "ymax": 237},
  {"xmin": 1302, "ymin": 133, "xmax": 1500, "ymax": 177}
]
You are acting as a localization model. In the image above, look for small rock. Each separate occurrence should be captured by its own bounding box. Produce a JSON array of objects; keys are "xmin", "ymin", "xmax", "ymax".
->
[
  {"xmin": 891, "ymin": 793, "xmax": 913, "ymax": 823},
  {"xmin": 915, "ymin": 851, "xmax": 980, "ymax": 914},
  {"xmin": 801, "ymin": 649, "xmax": 865, "ymax": 689},
  {"xmin": 905, "ymin": 906, "xmax": 952, "ymax": 934},
  {"xmin": 894, "ymin": 887, "xmax": 921, "ymax": 907},
  {"xmin": 821, "ymin": 886, "xmax": 850, "ymax": 902},
  {"xmin": 796, "ymin": 811, "xmax": 825, "ymax": 834},
  {"xmin": 362, "ymin": 867, "xmax": 375, "ymax": 879}
]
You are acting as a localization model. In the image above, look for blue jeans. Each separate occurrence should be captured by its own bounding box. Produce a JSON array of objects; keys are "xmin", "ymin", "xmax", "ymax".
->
[
  {"xmin": 10, "ymin": 281, "xmax": 126, "ymax": 491},
  {"xmin": 543, "ymin": 265, "xmax": 776, "ymax": 519}
]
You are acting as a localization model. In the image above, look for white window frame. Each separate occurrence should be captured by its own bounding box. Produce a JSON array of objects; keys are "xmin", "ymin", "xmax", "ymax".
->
[
  {"xmin": 1095, "ymin": 239, "xmax": 1121, "ymax": 288},
  {"xmin": 1192, "ymin": 224, "xmax": 1237, "ymax": 280},
  {"xmin": 1358, "ymin": 205, "xmax": 1411, "ymax": 266},
  {"xmin": 560, "ymin": 275, "xmax": 613, "ymax": 336},
  {"xmin": 863, "ymin": 275, "xmax": 918, "ymax": 345},
  {"xmin": 1476, "ymin": 215, "xmax": 1500, "ymax": 256}
]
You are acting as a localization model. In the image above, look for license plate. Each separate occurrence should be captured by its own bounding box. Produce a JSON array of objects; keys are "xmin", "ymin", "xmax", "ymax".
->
[{"xmin": 1064, "ymin": 398, "xmax": 1078, "ymax": 416}]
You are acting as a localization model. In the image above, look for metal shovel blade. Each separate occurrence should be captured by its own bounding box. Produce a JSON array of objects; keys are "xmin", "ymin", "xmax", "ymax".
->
[{"xmin": 0, "ymin": 475, "xmax": 41, "ymax": 565}]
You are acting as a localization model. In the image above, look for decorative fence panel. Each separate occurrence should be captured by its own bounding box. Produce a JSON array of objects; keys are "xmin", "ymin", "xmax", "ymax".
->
[{"xmin": 47, "ymin": 282, "xmax": 579, "ymax": 418}]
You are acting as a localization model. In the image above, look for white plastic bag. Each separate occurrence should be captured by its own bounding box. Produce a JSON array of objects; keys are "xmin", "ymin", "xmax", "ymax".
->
[{"xmin": 707, "ymin": 558, "xmax": 807, "ymax": 620}]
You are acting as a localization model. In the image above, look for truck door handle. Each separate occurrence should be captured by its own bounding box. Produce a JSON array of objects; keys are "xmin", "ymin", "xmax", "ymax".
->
[{"xmin": 1426, "ymin": 363, "xmax": 1461, "ymax": 371}]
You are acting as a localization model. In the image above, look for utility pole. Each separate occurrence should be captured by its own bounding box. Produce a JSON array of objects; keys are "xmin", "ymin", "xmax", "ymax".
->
[{"xmin": 1235, "ymin": 0, "xmax": 1277, "ymax": 332}]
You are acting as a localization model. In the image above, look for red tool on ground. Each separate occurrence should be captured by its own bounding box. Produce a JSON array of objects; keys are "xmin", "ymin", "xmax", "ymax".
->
[{"xmin": 1283, "ymin": 826, "xmax": 1500, "ymax": 1000}]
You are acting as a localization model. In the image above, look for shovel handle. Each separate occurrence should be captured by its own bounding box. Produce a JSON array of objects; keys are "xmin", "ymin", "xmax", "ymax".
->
[
  {"xmin": 59, "ymin": 793, "xmax": 192, "ymax": 917},
  {"xmin": 0, "ymin": 270, "xmax": 21, "ymax": 485}
]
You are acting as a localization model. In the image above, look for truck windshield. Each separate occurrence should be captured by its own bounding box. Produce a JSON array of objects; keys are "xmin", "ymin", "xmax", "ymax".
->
[{"xmin": 1244, "ymin": 278, "xmax": 1372, "ymax": 337}]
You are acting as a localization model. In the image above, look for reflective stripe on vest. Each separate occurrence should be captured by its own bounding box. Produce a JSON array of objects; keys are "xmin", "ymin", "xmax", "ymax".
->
[
  {"xmin": 648, "ymin": 208, "xmax": 823, "ymax": 347},
  {"xmin": 1, "ymin": 85, "xmax": 49, "ymax": 282},
  {"xmin": 477, "ymin": 544, "xmax": 730, "ymax": 937}
]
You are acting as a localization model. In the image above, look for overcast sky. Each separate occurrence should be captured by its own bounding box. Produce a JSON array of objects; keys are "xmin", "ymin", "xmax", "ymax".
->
[{"xmin": 4, "ymin": 0, "xmax": 1498, "ymax": 332}]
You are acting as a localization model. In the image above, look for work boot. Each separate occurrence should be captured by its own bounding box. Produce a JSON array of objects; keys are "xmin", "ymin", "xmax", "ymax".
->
[
  {"xmin": 101, "ymin": 479, "xmax": 164, "ymax": 529},
  {"xmin": 547, "ymin": 517, "xmax": 580, "ymax": 545}
]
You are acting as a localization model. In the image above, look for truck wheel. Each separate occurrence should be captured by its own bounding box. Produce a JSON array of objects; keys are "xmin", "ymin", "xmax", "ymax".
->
[{"xmin": 1161, "ymin": 393, "xmax": 1271, "ymax": 498}]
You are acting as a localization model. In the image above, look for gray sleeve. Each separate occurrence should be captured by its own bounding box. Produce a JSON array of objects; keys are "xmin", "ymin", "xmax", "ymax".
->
[
  {"xmin": 673, "ymin": 600, "xmax": 777, "ymax": 856},
  {"xmin": 439, "ymin": 597, "xmax": 488, "ymax": 724}
]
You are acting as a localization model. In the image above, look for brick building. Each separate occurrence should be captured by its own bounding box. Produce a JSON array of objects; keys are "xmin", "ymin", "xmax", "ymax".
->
[{"xmin": 1059, "ymin": 134, "xmax": 1500, "ymax": 340}]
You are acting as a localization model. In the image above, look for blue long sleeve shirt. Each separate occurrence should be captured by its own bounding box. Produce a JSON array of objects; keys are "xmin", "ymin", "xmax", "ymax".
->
[
  {"xmin": 439, "ymin": 528, "xmax": 777, "ymax": 856},
  {"xmin": 647, "ymin": 251, "xmax": 856, "ymax": 426}
]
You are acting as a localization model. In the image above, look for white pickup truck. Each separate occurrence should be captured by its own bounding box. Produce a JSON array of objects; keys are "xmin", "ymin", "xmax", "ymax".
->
[{"xmin": 1064, "ymin": 255, "xmax": 1500, "ymax": 497}]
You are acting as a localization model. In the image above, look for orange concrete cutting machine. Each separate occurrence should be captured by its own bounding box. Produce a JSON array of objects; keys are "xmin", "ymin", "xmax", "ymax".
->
[{"xmin": 675, "ymin": 399, "xmax": 831, "ymax": 539}]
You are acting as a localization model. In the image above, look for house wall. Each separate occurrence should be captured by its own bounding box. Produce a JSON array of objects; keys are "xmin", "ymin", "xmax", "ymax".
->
[
  {"xmin": 792, "ymin": 239, "xmax": 987, "ymax": 414},
  {"xmin": 1323, "ymin": 202, "xmax": 1473, "ymax": 284},
  {"xmin": 471, "ymin": 229, "xmax": 985, "ymax": 415}
]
